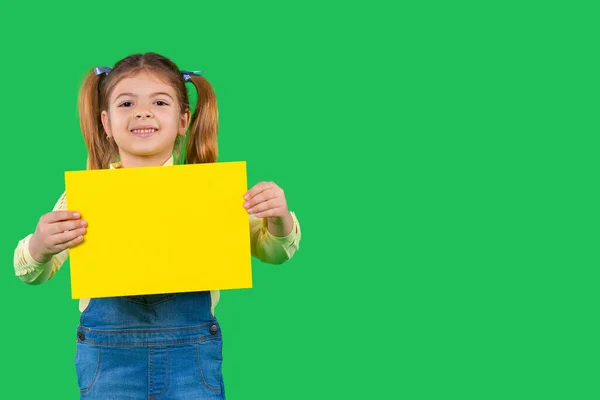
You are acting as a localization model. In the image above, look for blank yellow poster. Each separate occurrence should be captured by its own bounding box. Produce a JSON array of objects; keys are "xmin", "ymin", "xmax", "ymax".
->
[{"xmin": 64, "ymin": 161, "xmax": 252, "ymax": 299}]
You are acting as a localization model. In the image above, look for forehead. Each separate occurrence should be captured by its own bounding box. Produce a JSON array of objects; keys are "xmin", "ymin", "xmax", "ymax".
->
[{"xmin": 110, "ymin": 72, "xmax": 176, "ymax": 99}]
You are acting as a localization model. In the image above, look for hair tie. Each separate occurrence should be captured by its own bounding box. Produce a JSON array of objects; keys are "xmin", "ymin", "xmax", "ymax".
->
[
  {"xmin": 93, "ymin": 66, "xmax": 204, "ymax": 82},
  {"xmin": 93, "ymin": 66, "xmax": 112, "ymax": 76},
  {"xmin": 180, "ymin": 70, "xmax": 204, "ymax": 82}
]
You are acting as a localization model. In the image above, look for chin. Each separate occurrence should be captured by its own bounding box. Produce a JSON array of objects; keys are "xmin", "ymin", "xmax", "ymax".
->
[
  {"xmin": 121, "ymin": 145, "xmax": 164, "ymax": 157},
  {"xmin": 134, "ymin": 149, "xmax": 165, "ymax": 157},
  {"xmin": 116, "ymin": 137, "xmax": 177, "ymax": 157}
]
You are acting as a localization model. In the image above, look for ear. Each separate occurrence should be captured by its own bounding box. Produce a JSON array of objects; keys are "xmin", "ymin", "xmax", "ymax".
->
[
  {"xmin": 178, "ymin": 109, "xmax": 191, "ymax": 136},
  {"xmin": 100, "ymin": 110, "xmax": 112, "ymax": 137}
]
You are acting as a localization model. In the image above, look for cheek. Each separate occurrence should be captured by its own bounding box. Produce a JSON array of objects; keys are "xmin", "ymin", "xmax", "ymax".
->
[
  {"xmin": 160, "ymin": 108, "xmax": 180, "ymax": 121},
  {"xmin": 109, "ymin": 110, "xmax": 128, "ymax": 127},
  {"xmin": 160, "ymin": 112, "xmax": 183, "ymax": 129}
]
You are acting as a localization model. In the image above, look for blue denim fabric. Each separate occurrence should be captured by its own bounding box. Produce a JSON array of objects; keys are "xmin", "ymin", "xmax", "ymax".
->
[{"xmin": 75, "ymin": 292, "xmax": 225, "ymax": 399}]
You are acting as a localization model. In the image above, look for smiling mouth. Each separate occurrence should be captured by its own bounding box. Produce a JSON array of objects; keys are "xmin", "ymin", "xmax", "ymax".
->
[{"xmin": 130, "ymin": 128, "xmax": 158, "ymax": 137}]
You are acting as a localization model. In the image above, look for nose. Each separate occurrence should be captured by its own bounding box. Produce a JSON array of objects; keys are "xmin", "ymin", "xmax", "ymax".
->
[{"xmin": 135, "ymin": 109, "xmax": 154, "ymax": 119}]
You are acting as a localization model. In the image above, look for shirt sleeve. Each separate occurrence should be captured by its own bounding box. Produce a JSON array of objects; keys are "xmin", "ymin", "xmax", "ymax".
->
[
  {"xmin": 250, "ymin": 211, "xmax": 301, "ymax": 264},
  {"xmin": 13, "ymin": 192, "xmax": 70, "ymax": 285}
]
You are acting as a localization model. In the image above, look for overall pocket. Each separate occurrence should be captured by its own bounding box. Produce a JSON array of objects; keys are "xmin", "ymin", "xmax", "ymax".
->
[
  {"xmin": 195, "ymin": 337, "xmax": 224, "ymax": 391},
  {"xmin": 74, "ymin": 342, "xmax": 102, "ymax": 394},
  {"xmin": 120, "ymin": 294, "xmax": 177, "ymax": 306}
]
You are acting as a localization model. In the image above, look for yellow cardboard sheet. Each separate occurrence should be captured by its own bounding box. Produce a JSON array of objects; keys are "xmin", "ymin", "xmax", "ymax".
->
[{"xmin": 64, "ymin": 161, "xmax": 252, "ymax": 299}]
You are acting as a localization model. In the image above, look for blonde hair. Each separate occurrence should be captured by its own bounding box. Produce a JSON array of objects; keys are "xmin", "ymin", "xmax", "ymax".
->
[{"xmin": 77, "ymin": 52, "xmax": 218, "ymax": 169}]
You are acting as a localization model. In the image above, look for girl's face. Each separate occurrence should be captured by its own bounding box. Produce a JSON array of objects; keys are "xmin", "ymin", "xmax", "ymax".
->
[{"xmin": 101, "ymin": 72, "xmax": 190, "ymax": 167}]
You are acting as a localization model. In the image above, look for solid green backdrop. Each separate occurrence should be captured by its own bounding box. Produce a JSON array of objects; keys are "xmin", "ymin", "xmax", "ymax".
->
[{"xmin": 1, "ymin": 1, "xmax": 598, "ymax": 399}]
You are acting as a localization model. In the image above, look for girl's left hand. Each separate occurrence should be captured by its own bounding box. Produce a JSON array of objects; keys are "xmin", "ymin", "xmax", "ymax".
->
[{"xmin": 243, "ymin": 182, "xmax": 289, "ymax": 219}]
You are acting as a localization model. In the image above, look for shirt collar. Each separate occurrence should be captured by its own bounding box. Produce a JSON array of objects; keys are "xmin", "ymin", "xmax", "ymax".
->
[{"xmin": 110, "ymin": 155, "xmax": 175, "ymax": 169}]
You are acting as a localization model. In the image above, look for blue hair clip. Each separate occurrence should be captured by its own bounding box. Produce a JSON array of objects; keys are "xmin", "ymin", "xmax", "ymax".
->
[
  {"xmin": 94, "ymin": 66, "xmax": 112, "ymax": 76},
  {"xmin": 93, "ymin": 66, "xmax": 204, "ymax": 82},
  {"xmin": 181, "ymin": 70, "xmax": 204, "ymax": 82}
]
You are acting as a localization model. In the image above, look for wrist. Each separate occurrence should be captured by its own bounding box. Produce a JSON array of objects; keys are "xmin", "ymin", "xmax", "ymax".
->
[
  {"xmin": 266, "ymin": 212, "xmax": 294, "ymax": 237},
  {"xmin": 268, "ymin": 216, "xmax": 285, "ymax": 225},
  {"xmin": 267, "ymin": 211, "xmax": 291, "ymax": 225},
  {"xmin": 28, "ymin": 236, "xmax": 51, "ymax": 264}
]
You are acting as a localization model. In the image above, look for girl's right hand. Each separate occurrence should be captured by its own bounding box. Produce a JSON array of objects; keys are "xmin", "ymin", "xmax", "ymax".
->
[{"xmin": 29, "ymin": 211, "xmax": 87, "ymax": 264}]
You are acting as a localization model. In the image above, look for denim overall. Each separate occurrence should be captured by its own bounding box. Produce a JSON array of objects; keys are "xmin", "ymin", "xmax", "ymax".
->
[{"xmin": 75, "ymin": 292, "xmax": 225, "ymax": 399}]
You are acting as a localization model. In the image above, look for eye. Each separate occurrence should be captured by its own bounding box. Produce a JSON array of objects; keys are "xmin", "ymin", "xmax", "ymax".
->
[
  {"xmin": 155, "ymin": 100, "xmax": 169, "ymax": 106},
  {"xmin": 119, "ymin": 101, "xmax": 133, "ymax": 107}
]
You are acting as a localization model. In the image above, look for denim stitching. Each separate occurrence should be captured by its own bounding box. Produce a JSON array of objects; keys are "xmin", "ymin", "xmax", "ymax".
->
[
  {"xmin": 79, "ymin": 322, "xmax": 213, "ymax": 334},
  {"xmin": 120, "ymin": 294, "xmax": 177, "ymax": 306},
  {"xmin": 81, "ymin": 335, "xmax": 221, "ymax": 347},
  {"xmin": 148, "ymin": 347, "xmax": 152, "ymax": 399},
  {"xmin": 196, "ymin": 343, "xmax": 222, "ymax": 392},
  {"xmin": 149, "ymin": 347, "xmax": 169, "ymax": 399},
  {"xmin": 80, "ymin": 347, "xmax": 102, "ymax": 394}
]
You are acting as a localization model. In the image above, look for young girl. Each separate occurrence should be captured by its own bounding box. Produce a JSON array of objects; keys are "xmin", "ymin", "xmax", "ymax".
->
[{"xmin": 13, "ymin": 52, "xmax": 301, "ymax": 399}]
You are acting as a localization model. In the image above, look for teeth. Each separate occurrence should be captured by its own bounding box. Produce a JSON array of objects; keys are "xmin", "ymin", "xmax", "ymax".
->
[{"xmin": 132, "ymin": 129, "xmax": 157, "ymax": 133}]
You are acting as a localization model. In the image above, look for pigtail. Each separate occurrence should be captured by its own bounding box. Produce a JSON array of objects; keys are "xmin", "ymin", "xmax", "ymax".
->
[
  {"xmin": 77, "ymin": 70, "xmax": 118, "ymax": 170},
  {"xmin": 185, "ymin": 76, "xmax": 218, "ymax": 164}
]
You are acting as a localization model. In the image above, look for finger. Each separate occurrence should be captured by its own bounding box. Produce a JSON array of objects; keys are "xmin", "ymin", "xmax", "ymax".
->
[
  {"xmin": 244, "ymin": 182, "xmax": 276, "ymax": 201},
  {"xmin": 43, "ymin": 211, "xmax": 81, "ymax": 224},
  {"xmin": 244, "ymin": 188, "xmax": 280, "ymax": 209},
  {"xmin": 51, "ymin": 227, "xmax": 87, "ymax": 246},
  {"xmin": 54, "ymin": 234, "xmax": 84, "ymax": 252},
  {"xmin": 255, "ymin": 207, "xmax": 286, "ymax": 218},
  {"xmin": 247, "ymin": 197, "xmax": 281, "ymax": 214},
  {"xmin": 50, "ymin": 219, "xmax": 87, "ymax": 235}
]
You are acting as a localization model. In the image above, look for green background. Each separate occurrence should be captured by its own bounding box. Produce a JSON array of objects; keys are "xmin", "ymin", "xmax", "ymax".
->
[{"xmin": 1, "ymin": 1, "xmax": 598, "ymax": 399}]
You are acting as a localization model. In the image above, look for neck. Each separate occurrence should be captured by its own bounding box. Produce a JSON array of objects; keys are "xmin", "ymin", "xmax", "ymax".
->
[{"xmin": 118, "ymin": 152, "xmax": 172, "ymax": 168}]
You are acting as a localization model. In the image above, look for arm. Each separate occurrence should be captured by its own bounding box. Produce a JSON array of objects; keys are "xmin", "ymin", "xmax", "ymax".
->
[
  {"xmin": 13, "ymin": 192, "xmax": 70, "ymax": 285},
  {"xmin": 250, "ymin": 211, "xmax": 301, "ymax": 264}
]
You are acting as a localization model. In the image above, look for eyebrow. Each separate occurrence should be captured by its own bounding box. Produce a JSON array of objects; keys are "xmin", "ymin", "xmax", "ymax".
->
[{"xmin": 114, "ymin": 92, "xmax": 174, "ymax": 102}]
